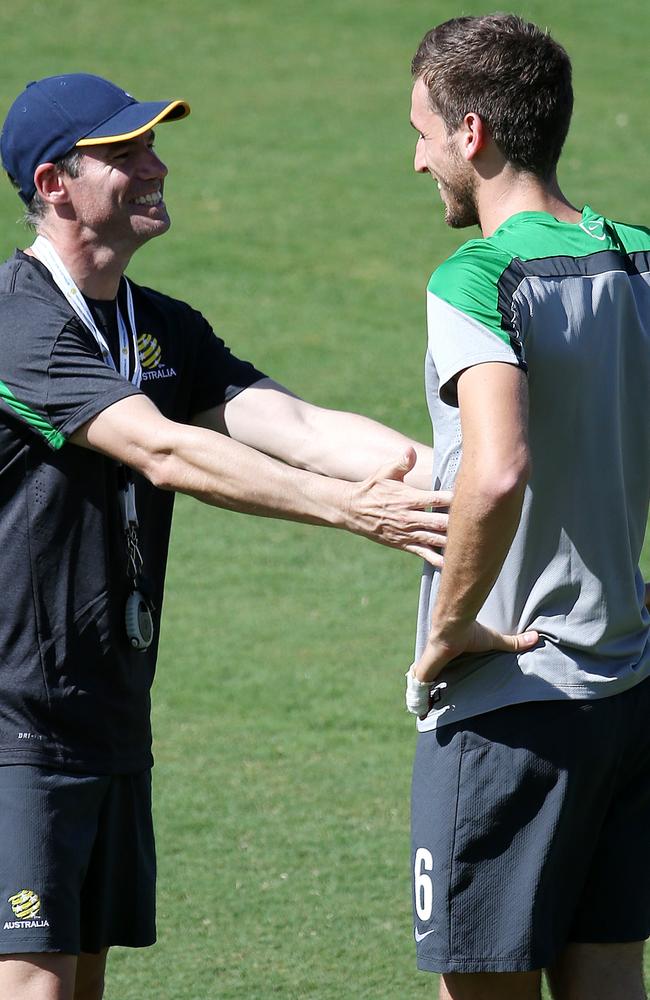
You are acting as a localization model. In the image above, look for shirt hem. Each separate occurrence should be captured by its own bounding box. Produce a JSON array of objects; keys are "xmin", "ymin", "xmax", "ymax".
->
[
  {"xmin": 0, "ymin": 747, "xmax": 153, "ymax": 775},
  {"xmin": 417, "ymin": 668, "xmax": 650, "ymax": 731}
]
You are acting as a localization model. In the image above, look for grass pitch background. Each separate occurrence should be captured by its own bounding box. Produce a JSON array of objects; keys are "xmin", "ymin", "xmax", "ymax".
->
[{"xmin": 0, "ymin": 1, "xmax": 648, "ymax": 996}]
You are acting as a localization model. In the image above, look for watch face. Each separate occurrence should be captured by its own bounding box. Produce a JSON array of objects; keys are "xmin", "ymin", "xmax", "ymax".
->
[
  {"xmin": 137, "ymin": 599, "xmax": 154, "ymax": 644},
  {"xmin": 125, "ymin": 591, "xmax": 154, "ymax": 651}
]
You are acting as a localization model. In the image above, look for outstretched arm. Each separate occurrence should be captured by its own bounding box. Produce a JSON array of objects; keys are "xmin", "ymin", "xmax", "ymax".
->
[
  {"xmin": 71, "ymin": 393, "xmax": 450, "ymax": 564},
  {"xmin": 193, "ymin": 378, "xmax": 434, "ymax": 490}
]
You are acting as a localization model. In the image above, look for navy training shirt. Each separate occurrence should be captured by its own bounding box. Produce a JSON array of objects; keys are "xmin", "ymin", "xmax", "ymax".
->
[{"xmin": 0, "ymin": 251, "xmax": 265, "ymax": 773}]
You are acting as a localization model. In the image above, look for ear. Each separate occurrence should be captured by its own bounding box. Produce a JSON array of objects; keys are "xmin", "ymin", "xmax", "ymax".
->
[
  {"xmin": 33, "ymin": 162, "xmax": 72, "ymax": 205},
  {"xmin": 458, "ymin": 112, "xmax": 488, "ymax": 162}
]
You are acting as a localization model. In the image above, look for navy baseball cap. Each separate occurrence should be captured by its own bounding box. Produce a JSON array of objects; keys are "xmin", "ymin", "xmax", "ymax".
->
[{"xmin": 1, "ymin": 73, "xmax": 190, "ymax": 203}]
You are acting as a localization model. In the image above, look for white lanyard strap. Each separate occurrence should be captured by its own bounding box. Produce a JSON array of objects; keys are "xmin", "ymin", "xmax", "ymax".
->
[
  {"xmin": 30, "ymin": 235, "xmax": 141, "ymax": 535},
  {"xmin": 30, "ymin": 235, "xmax": 142, "ymax": 387}
]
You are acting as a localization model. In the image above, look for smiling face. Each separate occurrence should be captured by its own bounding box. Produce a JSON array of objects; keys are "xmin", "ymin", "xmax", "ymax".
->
[
  {"xmin": 63, "ymin": 130, "xmax": 171, "ymax": 251},
  {"xmin": 410, "ymin": 77, "xmax": 478, "ymax": 229}
]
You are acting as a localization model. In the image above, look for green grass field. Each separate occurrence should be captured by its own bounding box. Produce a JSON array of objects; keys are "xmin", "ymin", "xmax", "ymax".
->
[{"xmin": 0, "ymin": 0, "xmax": 648, "ymax": 996}]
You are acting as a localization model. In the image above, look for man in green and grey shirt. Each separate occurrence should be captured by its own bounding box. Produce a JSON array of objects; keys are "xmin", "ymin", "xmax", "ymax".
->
[{"xmin": 406, "ymin": 14, "xmax": 650, "ymax": 1000}]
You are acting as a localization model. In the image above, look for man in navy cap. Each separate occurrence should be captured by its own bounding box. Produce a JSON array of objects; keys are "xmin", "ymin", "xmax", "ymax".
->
[
  {"xmin": 0, "ymin": 72, "xmax": 538, "ymax": 1000},
  {"xmin": 0, "ymin": 72, "xmax": 437, "ymax": 999}
]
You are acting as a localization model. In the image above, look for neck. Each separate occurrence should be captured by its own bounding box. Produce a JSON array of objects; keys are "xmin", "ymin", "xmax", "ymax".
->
[
  {"xmin": 476, "ymin": 169, "xmax": 581, "ymax": 238},
  {"xmin": 28, "ymin": 225, "xmax": 132, "ymax": 300}
]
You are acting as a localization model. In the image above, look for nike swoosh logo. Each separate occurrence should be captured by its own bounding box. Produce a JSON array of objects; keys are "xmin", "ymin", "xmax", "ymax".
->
[
  {"xmin": 579, "ymin": 221, "xmax": 607, "ymax": 241},
  {"xmin": 414, "ymin": 926, "xmax": 436, "ymax": 942}
]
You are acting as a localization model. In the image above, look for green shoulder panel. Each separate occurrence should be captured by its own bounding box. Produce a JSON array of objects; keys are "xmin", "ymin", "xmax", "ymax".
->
[
  {"xmin": 426, "ymin": 207, "xmax": 650, "ymax": 351},
  {"xmin": 0, "ymin": 379, "xmax": 66, "ymax": 450},
  {"xmin": 608, "ymin": 219, "xmax": 650, "ymax": 254},
  {"xmin": 427, "ymin": 239, "xmax": 514, "ymax": 347},
  {"xmin": 491, "ymin": 206, "xmax": 650, "ymax": 261}
]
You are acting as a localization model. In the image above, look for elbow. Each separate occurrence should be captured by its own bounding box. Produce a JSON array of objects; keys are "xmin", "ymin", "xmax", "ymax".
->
[
  {"xmin": 144, "ymin": 454, "xmax": 177, "ymax": 492},
  {"xmin": 495, "ymin": 451, "xmax": 530, "ymax": 502},
  {"xmin": 127, "ymin": 428, "xmax": 180, "ymax": 492},
  {"xmin": 467, "ymin": 447, "xmax": 530, "ymax": 506},
  {"xmin": 140, "ymin": 441, "xmax": 184, "ymax": 492}
]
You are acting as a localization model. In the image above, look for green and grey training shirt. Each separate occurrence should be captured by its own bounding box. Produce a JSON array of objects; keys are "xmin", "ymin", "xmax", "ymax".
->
[{"xmin": 416, "ymin": 206, "xmax": 650, "ymax": 730}]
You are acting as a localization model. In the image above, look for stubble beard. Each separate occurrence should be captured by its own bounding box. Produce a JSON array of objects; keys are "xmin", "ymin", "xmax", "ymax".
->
[
  {"xmin": 444, "ymin": 186, "xmax": 479, "ymax": 229},
  {"xmin": 440, "ymin": 143, "xmax": 479, "ymax": 229}
]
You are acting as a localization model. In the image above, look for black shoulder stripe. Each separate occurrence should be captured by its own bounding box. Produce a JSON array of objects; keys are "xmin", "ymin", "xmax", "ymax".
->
[{"xmin": 496, "ymin": 248, "xmax": 650, "ymax": 354}]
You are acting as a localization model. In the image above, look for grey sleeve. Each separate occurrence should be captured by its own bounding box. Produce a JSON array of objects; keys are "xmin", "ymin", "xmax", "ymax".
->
[{"xmin": 427, "ymin": 291, "xmax": 524, "ymax": 406}]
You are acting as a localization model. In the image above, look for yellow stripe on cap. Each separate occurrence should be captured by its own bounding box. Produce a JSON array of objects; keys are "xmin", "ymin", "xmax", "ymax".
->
[{"xmin": 76, "ymin": 100, "xmax": 190, "ymax": 147}]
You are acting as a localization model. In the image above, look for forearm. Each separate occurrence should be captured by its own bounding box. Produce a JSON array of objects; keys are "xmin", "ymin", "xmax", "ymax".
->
[
  {"xmin": 409, "ymin": 455, "xmax": 529, "ymax": 686},
  {"xmin": 294, "ymin": 407, "xmax": 433, "ymax": 488},
  {"xmin": 408, "ymin": 461, "xmax": 535, "ymax": 696},
  {"xmin": 153, "ymin": 423, "xmax": 445, "ymax": 554},
  {"xmin": 210, "ymin": 379, "xmax": 433, "ymax": 487},
  {"xmin": 431, "ymin": 363, "xmax": 530, "ymax": 635},
  {"xmin": 134, "ymin": 417, "xmax": 355, "ymax": 528},
  {"xmin": 74, "ymin": 395, "xmax": 448, "ymax": 561},
  {"xmin": 409, "ymin": 364, "xmax": 534, "ymax": 689},
  {"xmin": 430, "ymin": 458, "xmax": 527, "ymax": 636}
]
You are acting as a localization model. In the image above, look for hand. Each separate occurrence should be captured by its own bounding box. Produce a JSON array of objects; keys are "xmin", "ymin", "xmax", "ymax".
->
[
  {"xmin": 345, "ymin": 448, "xmax": 451, "ymax": 566},
  {"xmin": 405, "ymin": 668, "xmax": 447, "ymax": 718},
  {"xmin": 413, "ymin": 619, "xmax": 539, "ymax": 685}
]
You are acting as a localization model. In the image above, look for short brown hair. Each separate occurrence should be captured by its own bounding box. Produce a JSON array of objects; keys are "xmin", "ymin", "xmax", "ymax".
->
[{"xmin": 411, "ymin": 14, "xmax": 573, "ymax": 179}]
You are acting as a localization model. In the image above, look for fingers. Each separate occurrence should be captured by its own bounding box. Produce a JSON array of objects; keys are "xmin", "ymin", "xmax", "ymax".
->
[
  {"xmin": 435, "ymin": 621, "xmax": 540, "ymax": 659},
  {"xmin": 426, "ymin": 517, "xmax": 448, "ymax": 536},
  {"xmin": 358, "ymin": 474, "xmax": 451, "ymax": 516},
  {"xmin": 404, "ymin": 544, "xmax": 444, "ymax": 568},
  {"xmin": 405, "ymin": 492, "xmax": 450, "ymax": 511},
  {"xmin": 347, "ymin": 472, "xmax": 450, "ymax": 557},
  {"xmin": 376, "ymin": 527, "xmax": 446, "ymax": 563},
  {"xmin": 405, "ymin": 667, "xmax": 434, "ymax": 717},
  {"xmin": 407, "ymin": 529, "xmax": 447, "ymax": 548},
  {"xmin": 429, "ymin": 490, "xmax": 453, "ymax": 509},
  {"xmin": 384, "ymin": 509, "xmax": 448, "ymax": 534},
  {"xmin": 400, "ymin": 489, "xmax": 452, "ymax": 511}
]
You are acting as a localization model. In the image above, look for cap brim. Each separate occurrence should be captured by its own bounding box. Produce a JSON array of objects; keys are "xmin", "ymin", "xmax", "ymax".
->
[{"xmin": 75, "ymin": 99, "xmax": 190, "ymax": 147}]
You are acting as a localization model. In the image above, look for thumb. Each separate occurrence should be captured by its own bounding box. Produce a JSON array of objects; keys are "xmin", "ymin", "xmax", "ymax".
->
[
  {"xmin": 374, "ymin": 447, "xmax": 417, "ymax": 483},
  {"xmin": 468, "ymin": 623, "xmax": 540, "ymax": 656},
  {"xmin": 497, "ymin": 629, "xmax": 539, "ymax": 653}
]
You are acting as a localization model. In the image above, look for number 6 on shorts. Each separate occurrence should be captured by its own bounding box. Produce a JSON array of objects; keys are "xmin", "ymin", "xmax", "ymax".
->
[{"xmin": 414, "ymin": 847, "xmax": 433, "ymax": 922}]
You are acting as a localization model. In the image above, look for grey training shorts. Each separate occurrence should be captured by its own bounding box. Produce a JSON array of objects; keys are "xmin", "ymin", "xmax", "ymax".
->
[
  {"xmin": 0, "ymin": 766, "xmax": 156, "ymax": 955},
  {"xmin": 411, "ymin": 677, "xmax": 650, "ymax": 974}
]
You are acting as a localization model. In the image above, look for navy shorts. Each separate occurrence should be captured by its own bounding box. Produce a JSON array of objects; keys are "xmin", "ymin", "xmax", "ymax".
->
[
  {"xmin": 411, "ymin": 678, "xmax": 650, "ymax": 974},
  {"xmin": 0, "ymin": 766, "xmax": 156, "ymax": 955}
]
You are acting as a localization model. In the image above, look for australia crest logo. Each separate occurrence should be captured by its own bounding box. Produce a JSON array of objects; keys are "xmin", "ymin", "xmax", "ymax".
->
[
  {"xmin": 137, "ymin": 333, "xmax": 176, "ymax": 382},
  {"xmin": 4, "ymin": 888, "xmax": 49, "ymax": 930}
]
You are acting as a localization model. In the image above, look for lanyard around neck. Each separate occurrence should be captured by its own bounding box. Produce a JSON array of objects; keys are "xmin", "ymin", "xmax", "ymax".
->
[
  {"xmin": 29, "ymin": 236, "xmax": 155, "ymax": 647},
  {"xmin": 30, "ymin": 235, "xmax": 143, "ymax": 541},
  {"xmin": 30, "ymin": 235, "xmax": 142, "ymax": 388}
]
